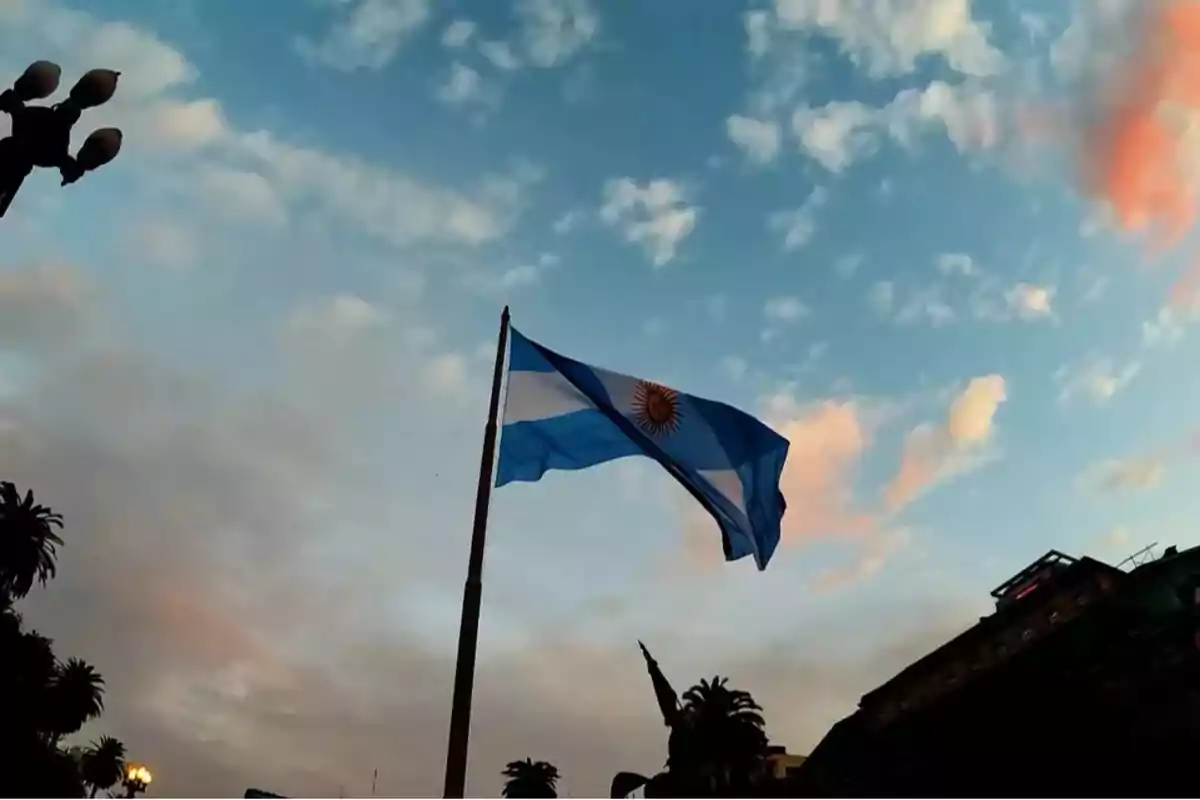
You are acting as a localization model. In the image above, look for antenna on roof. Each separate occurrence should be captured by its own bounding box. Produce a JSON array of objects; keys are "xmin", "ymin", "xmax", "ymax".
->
[{"xmin": 1116, "ymin": 541, "xmax": 1158, "ymax": 570}]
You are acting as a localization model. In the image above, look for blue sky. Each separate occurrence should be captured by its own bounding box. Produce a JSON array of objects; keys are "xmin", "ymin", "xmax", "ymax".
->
[{"xmin": 4, "ymin": 0, "xmax": 1200, "ymax": 795}]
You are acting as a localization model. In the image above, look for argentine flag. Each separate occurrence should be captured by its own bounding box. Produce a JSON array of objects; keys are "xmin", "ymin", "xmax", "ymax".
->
[{"xmin": 496, "ymin": 327, "xmax": 790, "ymax": 570}]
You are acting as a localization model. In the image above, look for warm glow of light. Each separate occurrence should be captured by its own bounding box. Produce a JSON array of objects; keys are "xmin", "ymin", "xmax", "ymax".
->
[
  {"xmin": 1014, "ymin": 582, "xmax": 1040, "ymax": 601},
  {"xmin": 126, "ymin": 765, "xmax": 153, "ymax": 786}
]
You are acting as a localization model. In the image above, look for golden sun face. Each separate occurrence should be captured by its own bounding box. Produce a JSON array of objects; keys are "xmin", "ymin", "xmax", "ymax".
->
[{"xmin": 632, "ymin": 381, "xmax": 683, "ymax": 436}]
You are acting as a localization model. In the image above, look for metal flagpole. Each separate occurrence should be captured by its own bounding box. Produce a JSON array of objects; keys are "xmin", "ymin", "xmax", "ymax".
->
[{"xmin": 443, "ymin": 305, "xmax": 511, "ymax": 799}]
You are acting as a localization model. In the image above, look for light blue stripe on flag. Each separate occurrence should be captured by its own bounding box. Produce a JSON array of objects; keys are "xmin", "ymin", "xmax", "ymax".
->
[{"xmin": 496, "ymin": 326, "xmax": 790, "ymax": 570}]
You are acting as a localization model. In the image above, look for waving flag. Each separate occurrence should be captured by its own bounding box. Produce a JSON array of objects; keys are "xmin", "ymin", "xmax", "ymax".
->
[{"xmin": 495, "ymin": 327, "xmax": 789, "ymax": 570}]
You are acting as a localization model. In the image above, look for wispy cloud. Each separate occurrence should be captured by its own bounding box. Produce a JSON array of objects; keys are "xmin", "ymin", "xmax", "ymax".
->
[
  {"xmin": 600, "ymin": 177, "xmax": 699, "ymax": 266},
  {"xmin": 296, "ymin": 0, "xmax": 433, "ymax": 71},
  {"xmin": 768, "ymin": 187, "xmax": 828, "ymax": 251}
]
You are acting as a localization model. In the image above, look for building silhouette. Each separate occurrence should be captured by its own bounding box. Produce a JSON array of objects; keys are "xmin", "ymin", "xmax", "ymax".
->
[{"xmin": 795, "ymin": 545, "xmax": 1200, "ymax": 797}]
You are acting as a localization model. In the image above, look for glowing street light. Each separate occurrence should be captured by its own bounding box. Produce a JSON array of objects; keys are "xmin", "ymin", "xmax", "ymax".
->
[{"xmin": 123, "ymin": 764, "xmax": 153, "ymax": 798}]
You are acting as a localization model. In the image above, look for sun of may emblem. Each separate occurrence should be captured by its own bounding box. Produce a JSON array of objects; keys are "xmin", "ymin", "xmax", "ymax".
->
[{"xmin": 632, "ymin": 380, "xmax": 683, "ymax": 436}]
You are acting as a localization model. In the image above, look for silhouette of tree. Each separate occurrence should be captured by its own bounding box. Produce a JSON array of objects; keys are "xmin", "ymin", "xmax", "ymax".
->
[
  {"xmin": 45, "ymin": 658, "xmax": 106, "ymax": 743},
  {"xmin": 501, "ymin": 758, "xmax": 561, "ymax": 798},
  {"xmin": 667, "ymin": 676, "xmax": 770, "ymax": 795},
  {"xmin": 0, "ymin": 481, "xmax": 64, "ymax": 599},
  {"xmin": 80, "ymin": 737, "xmax": 127, "ymax": 799},
  {"xmin": 0, "ymin": 480, "xmax": 143, "ymax": 798}
]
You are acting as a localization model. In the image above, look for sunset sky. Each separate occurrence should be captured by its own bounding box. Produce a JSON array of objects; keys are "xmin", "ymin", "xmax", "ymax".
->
[{"xmin": 3, "ymin": 0, "xmax": 1200, "ymax": 796}]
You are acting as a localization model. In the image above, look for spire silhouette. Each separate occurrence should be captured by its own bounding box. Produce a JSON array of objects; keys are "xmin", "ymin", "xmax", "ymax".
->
[{"xmin": 638, "ymin": 640, "xmax": 681, "ymax": 727}]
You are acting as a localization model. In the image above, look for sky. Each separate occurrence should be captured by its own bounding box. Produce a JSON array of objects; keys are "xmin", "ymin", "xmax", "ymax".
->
[{"xmin": 4, "ymin": 0, "xmax": 1200, "ymax": 796}]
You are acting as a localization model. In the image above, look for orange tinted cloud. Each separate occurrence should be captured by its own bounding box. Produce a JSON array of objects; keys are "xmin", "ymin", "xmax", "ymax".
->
[
  {"xmin": 1080, "ymin": 0, "xmax": 1200, "ymax": 301},
  {"xmin": 885, "ymin": 425, "xmax": 949, "ymax": 511},
  {"xmin": 948, "ymin": 374, "xmax": 1007, "ymax": 444},
  {"xmin": 775, "ymin": 401, "xmax": 875, "ymax": 542},
  {"xmin": 885, "ymin": 375, "xmax": 1007, "ymax": 511}
]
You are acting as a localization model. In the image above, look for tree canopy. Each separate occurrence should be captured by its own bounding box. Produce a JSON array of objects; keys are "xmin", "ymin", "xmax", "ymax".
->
[
  {"xmin": 1, "ymin": 481, "xmax": 143, "ymax": 798},
  {"xmin": 501, "ymin": 757, "xmax": 561, "ymax": 798}
]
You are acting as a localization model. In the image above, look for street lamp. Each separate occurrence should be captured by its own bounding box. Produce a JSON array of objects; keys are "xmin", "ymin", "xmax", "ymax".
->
[
  {"xmin": 0, "ymin": 60, "xmax": 124, "ymax": 218},
  {"xmin": 123, "ymin": 764, "xmax": 153, "ymax": 798}
]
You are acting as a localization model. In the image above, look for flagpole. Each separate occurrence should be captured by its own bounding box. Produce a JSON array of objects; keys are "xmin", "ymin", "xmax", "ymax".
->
[{"xmin": 443, "ymin": 305, "xmax": 511, "ymax": 799}]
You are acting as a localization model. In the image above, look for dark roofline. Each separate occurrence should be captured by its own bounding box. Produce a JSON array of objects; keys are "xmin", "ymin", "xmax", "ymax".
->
[
  {"xmin": 989, "ymin": 549, "xmax": 1077, "ymax": 601},
  {"xmin": 859, "ymin": 553, "xmax": 1125, "ymax": 711}
]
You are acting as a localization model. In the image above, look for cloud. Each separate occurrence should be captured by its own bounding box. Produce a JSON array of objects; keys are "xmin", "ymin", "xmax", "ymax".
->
[
  {"xmin": 947, "ymin": 374, "xmax": 1007, "ymax": 444},
  {"xmin": 231, "ymin": 131, "xmax": 540, "ymax": 248},
  {"xmin": 872, "ymin": 256, "xmax": 1057, "ymax": 328},
  {"xmin": 836, "ymin": 253, "xmax": 864, "ymax": 278},
  {"xmin": 422, "ymin": 352, "xmax": 471, "ymax": 395},
  {"xmin": 0, "ymin": 263, "xmax": 94, "ymax": 352},
  {"xmin": 744, "ymin": 9, "xmax": 772, "ymax": 59},
  {"xmin": 790, "ymin": 101, "xmax": 879, "ymax": 172},
  {"xmin": 936, "ymin": 252, "xmax": 979, "ymax": 277},
  {"xmin": 1049, "ymin": 0, "xmax": 1141, "ymax": 85},
  {"xmin": 768, "ymin": 186, "xmax": 828, "ymax": 251},
  {"xmin": 552, "ymin": 210, "xmax": 583, "ymax": 234},
  {"xmin": 764, "ymin": 0, "xmax": 1004, "ymax": 78},
  {"xmin": 885, "ymin": 375, "xmax": 1007, "ymax": 511},
  {"xmin": 147, "ymin": 98, "xmax": 228, "ymax": 150},
  {"xmin": 196, "ymin": 166, "xmax": 288, "ymax": 227},
  {"xmin": 763, "ymin": 296, "xmax": 809, "ymax": 325},
  {"xmin": 481, "ymin": 39, "xmax": 523, "ymax": 71},
  {"xmin": 296, "ymin": 0, "xmax": 433, "ymax": 71},
  {"xmin": 1142, "ymin": 307, "xmax": 1189, "ymax": 348},
  {"xmin": 1056, "ymin": 355, "xmax": 1141, "ymax": 405},
  {"xmin": 600, "ymin": 178, "xmax": 699, "ymax": 266},
  {"xmin": 442, "ymin": 19, "xmax": 476, "ymax": 48},
  {"xmin": 812, "ymin": 528, "xmax": 912, "ymax": 593},
  {"xmin": 792, "ymin": 80, "xmax": 999, "ymax": 172},
  {"xmin": 516, "ymin": 0, "xmax": 599, "ymax": 68},
  {"xmin": 762, "ymin": 399, "xmax": 876, "ymax": 544},
  {"xmin": 459, "ymin": 253, "xmax": 558, "ymax": 298},
  {"xmin": 895, "ymin": 285, "xmax": 957, "ymax": 327},
  {"xmin": 436, "ymin": 61, "xmax": 500, "ymax": 112},
  {"xmin": 1005, "ymin": 283, "xmax": 1055, "ymax": 320},
  {"xmin": 718, "ymin": 356, "xmax": 749, "ymax": 383},
  {"xmin": 283, "ymin": 294, "xmax": 390, "ymax": 349},
  {"xmin": 1099, "ymin": 525, "xmax": 1133, "ymax": 554},
  {"xmin": 726, "ymin": 115, "xmax": 783, "ymax": 165},
  {"xmin": 123, "ymin": 218, "xmax": 199, "ymax": 272},
  {"xmin": 1079, "ymin": 457, "xmax": 1166, "ymax": 492},
  {"xmin": 77, "ymin": 19, "xmax": 197, "ymax": 96},
  {"xmin": 868, "ymin": 281, "xmax": 895, "ymax": 314}
]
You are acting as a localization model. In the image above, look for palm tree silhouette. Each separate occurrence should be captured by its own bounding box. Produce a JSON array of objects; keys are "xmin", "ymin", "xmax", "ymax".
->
[
  {"xmin": 0, "ymin": 479, "xmax": 143, "ymax": 797},
  {"xmin": 45, "ymin": 657, "xmax": 106, "ymax": 742},
  {"xmin": 81, "ymin": 736, "xmax": 127, "ymax": 798},
  {"xmin": 0, "ymin": 481, "xmax": 64, "ymax": 600},
  {"xmin": 501, "ymin": 758, "xmax": 561, "ymax": 798},
  {"xmin": 669, "ymin": 676, "xmax": 770, "ymax": 793}
]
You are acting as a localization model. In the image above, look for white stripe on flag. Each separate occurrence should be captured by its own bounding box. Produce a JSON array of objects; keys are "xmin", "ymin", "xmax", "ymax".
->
[
  {"xmin": 504, "ymin": 368, "xmax": 594, "ymax": 424},
  {"xmin": 698, "ymin": 468, "xmax": 747, "ymax": 514}
]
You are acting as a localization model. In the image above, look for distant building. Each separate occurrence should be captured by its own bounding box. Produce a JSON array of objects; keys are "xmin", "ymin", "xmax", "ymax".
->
[
  {"xmin": 795, "ymin": 546, "xmax": 1200, "ymax": 797},
  {"xmin": 764, "ymin": 746, "xmax": 806, "ymax": 780}
]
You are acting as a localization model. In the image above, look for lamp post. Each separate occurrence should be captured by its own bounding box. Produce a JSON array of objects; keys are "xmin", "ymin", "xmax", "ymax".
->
[
  {"xmin": 0, "ymin": 60, "xmax": 124, "ymax": 217},
  {"xmin": 123, "ymin": 764, "xmax": 153, "ymax": 798}
]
